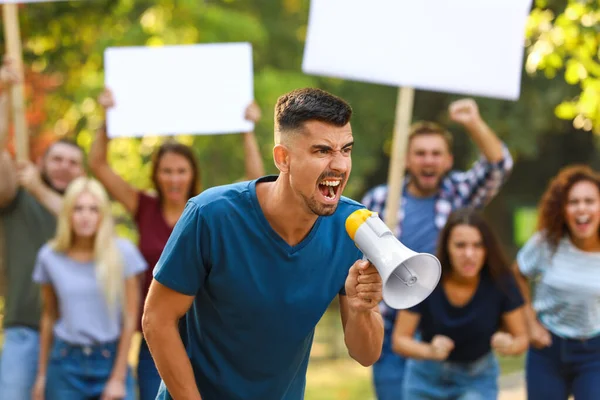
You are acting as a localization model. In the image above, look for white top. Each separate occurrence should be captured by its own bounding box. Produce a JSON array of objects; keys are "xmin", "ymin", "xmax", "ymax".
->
[
  {"xmin": 517, "ymin": 232, "xmax": 600, "ymax": 339},
  {"xmin": 33, "ymin": 238, "xmax": 147, "ymax": 345}
]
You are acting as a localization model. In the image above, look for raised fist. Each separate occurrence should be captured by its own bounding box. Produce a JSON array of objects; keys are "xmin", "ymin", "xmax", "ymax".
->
[
  {"xmin": 0, "ymin": 56, "xmax": 20, "ymax": 90},
  {"xmin": 98, "ymin": 88, "xmax": 115, "ymax": 110},
  {"xmin": 448, "ymin": 98, "xmax": 481, "ymax": 127},
  {"xmin": 491, "ymin": 332, "xmax": 514, "ymax": 356},
  {"xmin": 529, "ymin": 320, "xmax": 552, "ymax": 349},
  {"xmin": 244, "ymin": 101, "xmax": 261, "ymax": 124},
  {"xmin": 430, "ymin": 335, "xmax": 455, "ymax": 361}
]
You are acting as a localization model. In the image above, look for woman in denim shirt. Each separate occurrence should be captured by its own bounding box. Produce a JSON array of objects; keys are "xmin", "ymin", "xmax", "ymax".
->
[
  {"xmin": 393, "ymin": 208, "xmax": 528, "ymax": 399},
  {"xmin": 515, "ymin": 165, "xmax": 600, "ymax": 400},
  {"xmin": 31, "ymin": 177, "xmax": 147, "ymax": 400}
]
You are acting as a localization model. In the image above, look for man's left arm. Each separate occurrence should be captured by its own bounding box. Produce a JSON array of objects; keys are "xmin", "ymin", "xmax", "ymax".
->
[
  {"xmin": 338, "ymin": 260, "xmax": 384, "ymax": 366},
  {"xmin": 450, "ymin": 99, "xmax": 505, "ymax": 163},
  {"xmin": 448, "ymin": 99, "xmax": 514, "ymax": 208}
]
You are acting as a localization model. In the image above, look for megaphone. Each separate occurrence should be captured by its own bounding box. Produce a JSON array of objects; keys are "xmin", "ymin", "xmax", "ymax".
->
[{"xmin": 346, "ymin": 209, "xmax": 441, "ymax": 309}]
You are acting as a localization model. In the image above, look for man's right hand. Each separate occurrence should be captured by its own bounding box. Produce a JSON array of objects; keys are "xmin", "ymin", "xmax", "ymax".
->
[
  {"xmin": 448, "ymin": 98, "xmax": 482, "ymax": 128},
  {"xmin": 529, "ymin": 319, "xmax": 552, "ymax": 349},
  {"xmin": 0, "ymin": 56, "xmax": 20, "ymax": 91},
  {"xmin": 429, "ymin": 334, "xmax": 455, "ymax": 361}
]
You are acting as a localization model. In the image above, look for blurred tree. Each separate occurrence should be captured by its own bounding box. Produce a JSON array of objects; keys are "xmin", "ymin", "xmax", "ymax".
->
[
  {"xmin": 4, "ymin": 65, "xmax": 62, "ymax": 161},
  {"xmin": 526, "ymin": 0, "xmax": 600, "ymax": 133}
]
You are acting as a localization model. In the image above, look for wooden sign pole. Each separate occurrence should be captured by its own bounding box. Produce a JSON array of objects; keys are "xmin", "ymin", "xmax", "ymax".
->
[
  {"xmin": 2, "ymin": 3, "xmax": 29, "ymax": 162},
  {"xmin": 383, "ymin": 86, "xmax": 414, "ymax": 231}
]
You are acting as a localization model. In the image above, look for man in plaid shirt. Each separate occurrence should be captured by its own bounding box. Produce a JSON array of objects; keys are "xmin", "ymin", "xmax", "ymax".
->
[{"xmin": 361, "ymin": 99, "xmax": 513, "ymax": 400}]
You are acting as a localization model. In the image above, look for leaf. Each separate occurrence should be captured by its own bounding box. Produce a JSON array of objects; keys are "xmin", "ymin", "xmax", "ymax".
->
[
  {"xmin": 527, "ymin": 0, "xmax": 600, "ymax": 131},
  {"xmin": 554, "ymin": 101, "xmax": 578, "ymax": 119},
  {"xmin": 565, "ymin": 59, "xmax": 588, "ymax": 83}
]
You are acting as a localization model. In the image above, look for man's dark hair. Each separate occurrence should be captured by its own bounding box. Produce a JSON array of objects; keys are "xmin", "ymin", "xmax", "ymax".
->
[
  {"xmin": 44, "ymin": 137, "xmax": 84, "ymax": 158},
  {"xmin": 408, "ymin": 121, "xmax": 453, "ymax": 152},
  {"xmin": 274, "ymin": 88, "xmax": 352, "ymax": 143}
]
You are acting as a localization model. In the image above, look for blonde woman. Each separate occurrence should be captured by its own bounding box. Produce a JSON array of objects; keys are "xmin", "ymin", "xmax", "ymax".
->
[{"xmin": 31, "ymin": 177, "xmax": 147, "ymax": 400}]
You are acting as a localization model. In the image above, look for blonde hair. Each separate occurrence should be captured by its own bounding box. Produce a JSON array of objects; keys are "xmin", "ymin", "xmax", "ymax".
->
[{"xmin": 50, "ymin": 177, "xmax": 124, "ymax": 315}]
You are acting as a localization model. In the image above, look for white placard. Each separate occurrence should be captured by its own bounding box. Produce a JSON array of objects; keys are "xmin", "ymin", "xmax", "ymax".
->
[
  {"xmin": 302, "ymin": 0, "xmax": 533, "ymax": 100},
  {"xmin": 104, "ymin": 42, "xmax": 254, "ymax": 138}
]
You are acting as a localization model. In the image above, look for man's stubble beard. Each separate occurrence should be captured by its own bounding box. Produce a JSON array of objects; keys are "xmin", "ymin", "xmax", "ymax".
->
[
  {"xmin": 301, "ymin": 193, "xmax": 338, "ymax": 217},
  {"xmin": 41, "ymin": 170, "xmax": 66, "ymax": 195}
]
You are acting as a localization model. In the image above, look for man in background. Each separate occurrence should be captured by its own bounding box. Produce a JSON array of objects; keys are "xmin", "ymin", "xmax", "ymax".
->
[{"xmin": 0, "ymin": 55, "xmax": 86, "ymax": 399}]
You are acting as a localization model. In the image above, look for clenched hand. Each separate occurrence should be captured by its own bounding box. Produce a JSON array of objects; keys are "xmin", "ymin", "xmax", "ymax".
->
[{"xmin": 344, "ymin": 259, "xmax": 383, "ymax": 313}]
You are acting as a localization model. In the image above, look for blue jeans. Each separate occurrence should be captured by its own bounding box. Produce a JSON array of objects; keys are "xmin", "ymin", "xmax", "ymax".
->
[
  {"xmin": 372, "ymin": 331, "xmax": 422, "ymax": 400},
  {"xmin": 46, "ymin": 338, "xmax": 135, "ymax": 399},
  {"xmin": 526, "ymin": 332, "xmax": 600, "ymax": 400},
  {"xmin": 403, "ymin": 352, "xmax": 499, "ymax": 400},
  {"xmin": 372, "ymin": 352, "xmax": 406, "ymax": 400},
  {"xmin": 137, "ymin": 336, "xmax": 162, "ymax": 400},
  {"xmin": 0, "ymin": 326, "xmax": 40, "ymax": 400}
]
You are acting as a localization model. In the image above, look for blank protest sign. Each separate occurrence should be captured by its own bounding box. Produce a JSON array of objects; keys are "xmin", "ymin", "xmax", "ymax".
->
[
  {"xmin": 104, "ymin": 42, "xmax": 254, "ymax": 138},
  {"xmin": 302, "ymin": 0, "xmax": 533, "ymax": 100}
]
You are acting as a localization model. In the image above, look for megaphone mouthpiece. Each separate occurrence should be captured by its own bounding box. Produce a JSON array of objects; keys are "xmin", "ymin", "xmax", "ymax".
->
[{"xmin": 345, "ymin": 208, "xmax": 441, "ymax": 309}]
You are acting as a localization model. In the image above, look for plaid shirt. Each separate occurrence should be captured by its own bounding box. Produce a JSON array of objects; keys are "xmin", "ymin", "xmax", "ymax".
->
[
  {"xmin": 361, "ymin": 144, "xmax": 514, "ymax": 352},
  {"xmin": 361, "ymin": 143, "xmax": 514, "ymax": 237}
]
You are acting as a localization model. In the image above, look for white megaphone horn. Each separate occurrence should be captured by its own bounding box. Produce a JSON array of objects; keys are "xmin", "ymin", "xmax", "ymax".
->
[{"xmin": 346, "ymin": 209, "xmax": 441, "ymax": 309}]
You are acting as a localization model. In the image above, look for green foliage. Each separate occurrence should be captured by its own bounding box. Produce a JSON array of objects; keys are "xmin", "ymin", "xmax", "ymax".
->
[
  {"xmin": 526, "ymin": 0, "xmax": 600, "ymax": 133},
  {"xmin": 513, "ymin": 207, "xmax": 538, "ymax": 246}
]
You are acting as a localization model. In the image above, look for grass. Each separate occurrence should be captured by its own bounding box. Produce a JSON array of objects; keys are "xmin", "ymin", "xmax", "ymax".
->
[
  {"xmin": 304, "ymin": 354, "xmax": 525, "ymax": 400},
  {"xmin": 306, "ymin": 358, "xmax": 375, "ymax": 400}
]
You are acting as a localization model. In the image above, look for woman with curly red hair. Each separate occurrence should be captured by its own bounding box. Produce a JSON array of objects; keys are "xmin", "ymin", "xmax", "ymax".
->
[{"xmin": 515, "ymin": 164, "xmax": 600, "ymax": 400}]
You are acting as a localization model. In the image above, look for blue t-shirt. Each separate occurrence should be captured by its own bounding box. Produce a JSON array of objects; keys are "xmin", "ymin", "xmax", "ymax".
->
[
  {"xmin": 153, "ymin": 175, "xmax": 364, "ymax": 400},
  {"xmin": 408, "ymin": 270, "xmax": 523, "ymax": 363},
  {"xmin": 398, "ymin": 192, "xmax": 438, "ymax": 255}
]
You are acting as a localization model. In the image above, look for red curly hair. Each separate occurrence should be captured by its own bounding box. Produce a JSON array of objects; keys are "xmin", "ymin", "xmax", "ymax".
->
[{"xmin": 537, "ymin": 164, "xmax": 600, "ymax": 251}]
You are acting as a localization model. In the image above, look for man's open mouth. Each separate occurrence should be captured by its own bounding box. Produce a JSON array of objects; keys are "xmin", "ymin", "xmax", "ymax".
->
[{"xmin": 318, "ymin": 179, "xmax": 341, "ymax": 200}]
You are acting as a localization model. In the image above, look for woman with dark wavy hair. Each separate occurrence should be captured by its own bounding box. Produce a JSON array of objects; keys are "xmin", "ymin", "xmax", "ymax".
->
[
  {"xmin": 515, "ymin": 164, "xmax": 600, "ymax": 400},
  {"xmin": 393, "ymin": 208, "xmax": 527, "ymax": 399}
]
